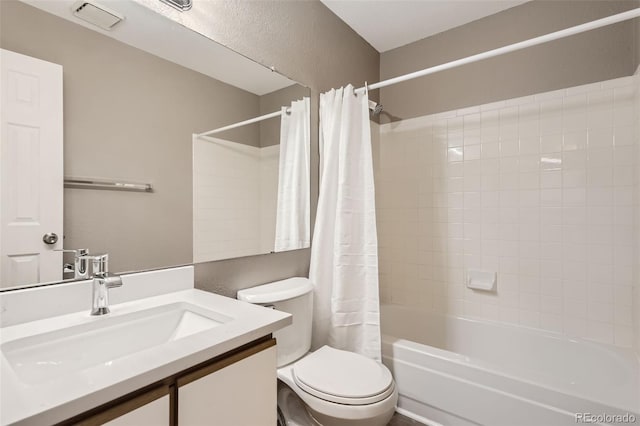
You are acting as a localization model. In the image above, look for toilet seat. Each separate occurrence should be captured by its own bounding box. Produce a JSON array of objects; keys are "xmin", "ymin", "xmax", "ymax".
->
[
  {"xmin": 292, "ymin": 346, "xmax": 394, "ymax": 405},
  {"xmin": 278, "ymin": 354, "xmax": 398, "ymax": 426}
]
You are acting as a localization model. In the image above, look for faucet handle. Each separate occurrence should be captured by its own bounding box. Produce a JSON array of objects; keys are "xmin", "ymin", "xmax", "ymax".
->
[{"xmin": 103, "ymin": 272, "xmax": 123, "ymax": 289}]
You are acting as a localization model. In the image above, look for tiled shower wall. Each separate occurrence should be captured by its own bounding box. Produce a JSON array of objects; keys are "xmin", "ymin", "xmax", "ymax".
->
[
  {"xmin": 193, "ymin": 139, "xmax": 279, "ymax": 262},
  {"xmin": 374, "ymin": 74, "xmax": 639, "ymax": 347}
]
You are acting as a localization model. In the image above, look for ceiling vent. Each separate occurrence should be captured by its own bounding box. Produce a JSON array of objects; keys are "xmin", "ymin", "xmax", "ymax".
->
[
  {"xmin": 160, "ymin": 0, "xmax": 193, "ymax": 12},
  {"xmin": 71, "ymin": 1, "xmax": 124, "ymax": 31}
]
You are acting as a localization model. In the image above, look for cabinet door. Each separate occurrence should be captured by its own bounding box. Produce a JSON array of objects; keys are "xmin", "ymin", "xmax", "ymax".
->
[
  {"xmin": 104, "ymin": 395, "xmax": 170, "ymax": 426},
  {"xmin": 178, "ymin": 344, "xmax": 276, "ymax": 426}
]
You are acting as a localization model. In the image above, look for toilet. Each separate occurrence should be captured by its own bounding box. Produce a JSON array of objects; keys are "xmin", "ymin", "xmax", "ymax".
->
[{"xmin": 237, "ymin": 277, "xmax": 397, "ymax": 426}]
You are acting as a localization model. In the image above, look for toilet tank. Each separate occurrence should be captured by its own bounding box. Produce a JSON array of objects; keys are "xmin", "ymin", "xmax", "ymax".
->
[{"xmin": 237, "ymin": 277, "xmax": 313, "ymax": 367}]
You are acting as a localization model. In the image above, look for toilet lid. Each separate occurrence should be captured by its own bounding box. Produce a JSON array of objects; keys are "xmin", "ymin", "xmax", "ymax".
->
[{"xmin": 292, "ymin": 346, "xmax": 394, "ymax": 405}]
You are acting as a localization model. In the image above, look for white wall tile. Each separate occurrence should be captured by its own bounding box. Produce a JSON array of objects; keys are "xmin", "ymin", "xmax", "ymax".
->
[
  {"xmin": 377, "ymin": 74, "xmax": 638, "ymax": 348},
  {"xmin": 193, "ymin": 138, "xmax": 278, "ymax": 262}
]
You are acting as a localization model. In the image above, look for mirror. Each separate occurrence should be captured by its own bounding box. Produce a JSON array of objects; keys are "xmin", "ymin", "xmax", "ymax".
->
[
  {"xmin": 193, "ymin": 93, "xmax": 310, "ymax": 263},
  {"xmin": 0, "ymin": 0, "xmax": 311, "ymax": 290}
]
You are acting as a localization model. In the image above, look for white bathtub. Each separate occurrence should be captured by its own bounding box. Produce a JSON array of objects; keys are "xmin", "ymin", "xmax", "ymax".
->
[{"xmin": 381, "ymin": 304, "xmax": 640, "ymax": 426}]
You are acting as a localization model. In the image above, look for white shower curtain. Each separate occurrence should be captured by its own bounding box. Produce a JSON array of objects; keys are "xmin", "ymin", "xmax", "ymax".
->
[
  {"xmin": 310, "ymin": 85, "xmax": 381, "ymax": 361},
  {"xmin": 275, "ymin": 97, "xmax": 311, "ymax": 251}
]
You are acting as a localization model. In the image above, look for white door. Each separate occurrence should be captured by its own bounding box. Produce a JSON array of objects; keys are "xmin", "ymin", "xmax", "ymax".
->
[{"xmin": 0, "ymin": 49, "xmax": 63, "ymax": 287}]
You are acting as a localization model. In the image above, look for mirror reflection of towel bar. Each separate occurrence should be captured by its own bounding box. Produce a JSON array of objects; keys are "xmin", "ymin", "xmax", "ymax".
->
[{"xmin": 64, "ymin": 177, "xmax": 153, "ymax": 193}]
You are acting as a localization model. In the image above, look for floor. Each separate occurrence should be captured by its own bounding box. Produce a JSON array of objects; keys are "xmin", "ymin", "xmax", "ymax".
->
[{"xmin": 388, "ymin": 412, "xmax": 425, "ymax": 425}]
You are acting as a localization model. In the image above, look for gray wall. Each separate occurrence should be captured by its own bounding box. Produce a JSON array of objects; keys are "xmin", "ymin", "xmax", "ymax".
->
[
  {"xmin": 0, "ymin": 0, "xmax": 260, "ymax": 274},
  {"xmin": 136, "ymin": 0, "xmax": 380, "ymax": 295},
  {"xmin": 135, "ymin": 0, "xmax": 380, "ymax": 94},
  {"xmin": 259, "ymin": 84, "xmax": 311, "ymax": 148},
  {"xmin": 380, "ymin": 0, "xmax": 640, "ymax": 122},
  {"xmin": 637, "ymin": 7, "xmax": 640, "ymax": 70},
  {"xmin": 215, "ymin": 84, "xmax": 311, "ymax": 148}
]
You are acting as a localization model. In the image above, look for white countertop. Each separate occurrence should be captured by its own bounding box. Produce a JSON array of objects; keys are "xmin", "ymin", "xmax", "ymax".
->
[{"xmin": 0, "ymin": 289, "xmax": 291, "ymax": 426}]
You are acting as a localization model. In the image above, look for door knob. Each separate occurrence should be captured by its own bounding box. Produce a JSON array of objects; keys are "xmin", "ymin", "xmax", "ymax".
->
[{"xmin": 42, "ymin": 233, "xmax": 59, "ymax": 245}]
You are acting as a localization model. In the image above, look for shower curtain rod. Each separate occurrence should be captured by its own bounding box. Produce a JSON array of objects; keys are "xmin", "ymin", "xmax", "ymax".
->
[
  {"xmin": 196, "ymin": 108, "xmax": 287, "ymax": 138},
  {"xmin": 197, "ymin": 8, "xmax": 639, "ymax": 138},
  {"xmin": 354, "ymin": 8, "xmax": 640, "ymax": 95},
  {"xmin": 197, "ymin": 100, "xmax": 382, "ymax": 138}
]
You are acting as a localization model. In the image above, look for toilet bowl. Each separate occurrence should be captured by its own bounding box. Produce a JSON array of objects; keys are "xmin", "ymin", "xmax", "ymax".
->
[
  {"xmin": 278, "ymin": 346, "xmax": 397, "ymax": 426},
  {"xmin": 237, "ymin": 278, "xmax": 397, "ymax": 426}
]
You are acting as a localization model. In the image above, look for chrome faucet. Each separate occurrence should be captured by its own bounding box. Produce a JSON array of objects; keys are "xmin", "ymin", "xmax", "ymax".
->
[
  {"xmin": 79, "ymin": 253, "xmax": 123, "ymax": 316},
  {"xmin": 57, "ymin": 248, "xmax": 90, "ymax": 279}
]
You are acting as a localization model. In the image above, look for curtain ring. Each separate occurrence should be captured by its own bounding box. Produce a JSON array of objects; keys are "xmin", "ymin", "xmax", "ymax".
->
[{"xmin": 364, "ymin": 81, "xmax": 369, "ymax": 96}]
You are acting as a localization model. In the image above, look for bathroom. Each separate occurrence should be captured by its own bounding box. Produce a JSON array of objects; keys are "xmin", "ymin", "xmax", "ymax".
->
[{"xmin": 0, "ymin": 0, "xmax": 639, "ymax": 425}]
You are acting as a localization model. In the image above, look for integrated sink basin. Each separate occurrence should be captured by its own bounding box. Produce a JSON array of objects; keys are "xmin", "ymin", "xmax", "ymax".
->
[
  {"xmin": 1, "ymin": 285, "xmax": 291, "ymax": 426},
  {"xmin": 1, "ymin": 302, "xmax": 231, "ymax": 385}
]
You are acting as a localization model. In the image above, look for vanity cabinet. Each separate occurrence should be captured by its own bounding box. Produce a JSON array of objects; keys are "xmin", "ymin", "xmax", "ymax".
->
[
  {"xmin": 62, "ymin": 337, "xmax": 276, "ymax": 426},
  {"xmin": 177, "ymin": 342, "xmax": 276, "ymax": 425}
]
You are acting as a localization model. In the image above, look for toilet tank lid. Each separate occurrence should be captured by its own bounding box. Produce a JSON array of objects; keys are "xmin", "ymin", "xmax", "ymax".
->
[{"xmin": 237, "ymin": 277, "xmax": 313, "ymax": 304}]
